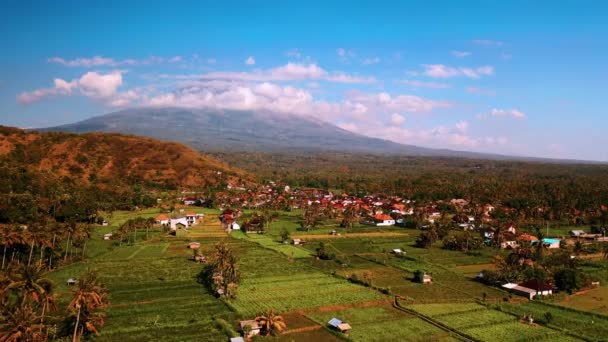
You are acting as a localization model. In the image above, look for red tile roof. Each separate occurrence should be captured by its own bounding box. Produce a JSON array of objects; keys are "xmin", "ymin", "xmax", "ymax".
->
[{"xmin": 373, "ymin": 214, "xmax": 393, "ymax": 221}]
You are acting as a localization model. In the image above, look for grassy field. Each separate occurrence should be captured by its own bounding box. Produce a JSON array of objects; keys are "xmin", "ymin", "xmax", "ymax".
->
[
  {"xmin": 306, "ymin": 305, "xmax": 459, "ymax": 341},
  {"xmin": 408, "ymin": 303, "xmax": 580, "ymax": 341},
  {"xmin": 497, "ymin": 301, "xmax": 608, "ymax": 341},
  {"xmin": 558, "ymin": 286, "xmax": 608, "ymax": 315},
  {"xmin": 44, "ymin": 208, "xmax": 604, "ymax": 341}
]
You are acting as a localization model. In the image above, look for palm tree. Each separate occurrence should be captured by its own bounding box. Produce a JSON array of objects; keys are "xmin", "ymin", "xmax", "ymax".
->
[
  {"xmin": 67, "ymin": 270, "xmax": 108, "ymax": 342},
  {"xmin": 207, "ymin": 242, "xmax": 240, "ymax": 298},
  {"xmin": 0, "ymin": 302, "xmax": 46, "ymax": 342},
  {"xmin": 6, "ymin": 263, "xmax": 53, "ymax": 307},
  {"xmin": 255, "ymin": 310, "xmax": 287, "ymax": 336}
]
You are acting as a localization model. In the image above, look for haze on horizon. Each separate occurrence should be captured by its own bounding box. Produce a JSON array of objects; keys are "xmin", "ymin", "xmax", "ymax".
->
[{"xmin": 0, "ymin": 0, "xmax": 606, "ymax": 161}]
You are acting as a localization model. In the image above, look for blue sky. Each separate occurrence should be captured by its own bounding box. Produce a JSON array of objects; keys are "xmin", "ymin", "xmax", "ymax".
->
[{"xmin": 1, "ymin": 0, "xmax": 607, "ymax": 160}]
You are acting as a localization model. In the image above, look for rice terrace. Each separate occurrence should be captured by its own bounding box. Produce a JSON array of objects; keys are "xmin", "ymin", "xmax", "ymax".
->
[{"xmin": 29, "ymin": 207, "xmax": 607, "ymax": 341}]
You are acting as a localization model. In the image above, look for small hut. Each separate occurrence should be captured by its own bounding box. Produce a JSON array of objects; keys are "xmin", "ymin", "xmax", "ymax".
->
[
  {"xmin": 328, "ymin": 318, "xmax": 351, "ymax": 334},
  {"xmin": 188, "ymin": 242, "xmax": 201, "ymax": 249},
  {"xmin": 239, "ymin": 320, "xmax": 261, "ymax": 337},
  {"xmin": 67, "ymin": 278, "xmax": 77, "ymax": 286},
  {"xmin": 103, "ymin": 233, "xmax": 113, "ymax": 240}
]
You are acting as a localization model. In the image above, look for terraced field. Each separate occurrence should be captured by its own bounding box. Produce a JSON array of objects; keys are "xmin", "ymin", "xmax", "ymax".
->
[
  {"xmin": 408, "ymin": 303, "xmax": 584, "ymax": 342},
  {"xmin": 306, "ymin": 305, "xmax": 459, "ymax": 341},
  {"xmin": 44, "ymin": 209, "xmax": 605, "ymax": 341}
]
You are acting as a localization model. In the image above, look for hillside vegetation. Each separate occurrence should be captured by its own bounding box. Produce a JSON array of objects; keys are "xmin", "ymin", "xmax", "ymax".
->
[{"xmin": 0, "ymin": 126, "xmax": 251, "ymax": 189}]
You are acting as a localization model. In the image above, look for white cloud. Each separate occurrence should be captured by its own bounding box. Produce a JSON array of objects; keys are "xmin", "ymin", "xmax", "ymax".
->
[
  {"xmin": 451, "ymin": 51, "xmax": 471, "ymax": 58},
  {"xmin": 396, "ymin": 79, "xmax": 450, "ymax": 89},
  {"xmin": 48, "ymin": 55, "xmax": 184, "ymax": 67},
  {"xmin": 17, "ymin": 70, "xmax": 136, "ymax": 107},
  {"xmin": 422, "ymin": 64, "xmax": 494, "ymax": 79},
  {"xmin": 245, "ymin": 56, "xmax": 256, "ymax": 65},
  {"xmin": 390, "ymin": 113, "xmax": 406, "ymax": 125},
  {"xmin": 345, "ymin": 91, "xmax": 449, "ymax": 114},
  {"xmin": 472, "ymin": 39, "xmax": 504, "ymax": 47},
  {"xmin": 375, "ymin": 122, "xmax": 506, "ymax": 149},
  {"xmin": 173, "ymin": 63, "xmax": 376, "ymax": 84},
  {"xmin": 362, "ymin": 57, "xmax": 381, "ymax": 65},
  {"xmin": 338, "ymin": 123, "xmax": 359, "ymax": 132},
  {"xmin": 491, "ymin": 108, "xmax": 526, "ymax": 119}
]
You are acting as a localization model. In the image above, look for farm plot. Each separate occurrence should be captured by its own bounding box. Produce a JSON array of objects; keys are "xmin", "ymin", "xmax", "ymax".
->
[
  {"xmin": 47, "ymin": 241, "xmax": 236, "ymax": 341},
  {"xmin": 408, "ymin": 303, "xmax": 581, "ymax": 342},
  {"xmin": 231, "ymin": 230, "xmax": 313, "ymax": 258},
  {"xmin": 558, "ymin": 286, "xmax": 608, "ymax": 315},
  {"xmin": 498, "ymin": 301, "xmax": 608, "ymax": 341},
  {"xmin": 306, "ymin": 305, "xmax": 458, "ymax": 341},
  {"xmin": 230, "ymin": 244, "xmax": 387, "ymax": 316}
]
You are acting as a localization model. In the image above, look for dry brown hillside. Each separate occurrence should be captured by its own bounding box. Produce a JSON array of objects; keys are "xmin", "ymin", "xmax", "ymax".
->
[{"xmin": 0, "ymin": 126, "xmax": 253, "ymax": 189}]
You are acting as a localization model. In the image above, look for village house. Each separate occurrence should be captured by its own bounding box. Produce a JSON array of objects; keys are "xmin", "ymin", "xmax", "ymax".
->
[
  {"xmin": 500, "ymin": 240, "xmax": 519, "ymax": 249},
  {"xmin": 502, "ymin": 279, "xmax": 553, "ymax": 300},
  {"xmin": 539, "ymin": 238, "xmax": 561, "ymax": 249},
  {"xmin": 182, "ymin": 197, "xmax": 197, "ymax": 205},
  {"xmin": 155, "ymin": 214, "xmax": 170, "ymax": 226},
  {"xmin": 364, "ymin": 214, "xmax": 395, "ymax": 226},
  {"xmin": 569, "ymin": 230, "xmax": 586, "ymax": 237},
  {"xmin": 518, "ymin": 233, "xmax": 539, "ymax": 244},
  {"xmin": 170, "ymin": 217, "xmax": 189, "ymax": 230},
  {"xmin": 103, "ymin": 233, "xmax": 113, "ymax": 241},
  {"xmin": 185, "ymin": 211, "xmax": 203, "ymax": 226}
]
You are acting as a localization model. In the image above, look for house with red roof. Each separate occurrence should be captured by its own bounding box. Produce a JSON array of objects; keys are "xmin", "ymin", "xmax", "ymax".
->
[
  {"xmin": 364, "ymin": 214, "xmax": 395, "ymax": 226},
  {"xmin": 155, "ymin": 214, "xmax": 170, "ymax": 225}
]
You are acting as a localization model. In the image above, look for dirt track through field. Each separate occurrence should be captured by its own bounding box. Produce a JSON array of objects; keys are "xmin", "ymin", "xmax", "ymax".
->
[
  {"xmin": 294, "ymin": 232, "xmax": 410, "ymax": 239},
  {"xmin": 282, "ymin": 325, "xmax": 322, "ymax": 335}
]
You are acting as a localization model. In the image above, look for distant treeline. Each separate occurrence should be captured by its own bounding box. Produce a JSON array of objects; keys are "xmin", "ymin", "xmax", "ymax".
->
[{"xmin": 212, "ymin": 151, "xmax": 608, "ymax": 218}]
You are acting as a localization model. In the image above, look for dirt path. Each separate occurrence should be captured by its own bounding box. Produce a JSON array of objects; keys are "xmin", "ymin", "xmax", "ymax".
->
[
  {"xmin": 294, "ymin": 232, "xmax": 410, "ymax": 239},
  {"xmin": 282, "ymin": 325, "xmax": 322, "ymax": 335}
]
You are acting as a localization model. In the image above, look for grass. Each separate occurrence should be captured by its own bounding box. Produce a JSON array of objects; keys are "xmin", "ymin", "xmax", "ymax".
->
[
  {"xmin": 45, "ymin": 208, "xmax": 602, "ymax": 341},
  {"xmin": 306, "ymin": 305, "xmax": 459, "ymax": 341},
  {"xmin": 497, "ymin": 301, "xmax": 608, "ymax": 341},
  {"xmin": 558, "ymin": 286, "xmax": 608, "ymax": 315},
  {"xmin": 408, "ymin": 303, "xmax": 581, "ymax": 342},
  {"xmin": 231, "ymin": 230, "xmax": 313, "ymax": 258},
  {"xmin": 229, "ymin": 241, "xmax": 387, "ymax": 316}
]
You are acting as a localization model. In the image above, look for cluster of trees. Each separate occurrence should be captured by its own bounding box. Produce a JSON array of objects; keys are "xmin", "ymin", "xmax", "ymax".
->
[
  {"xmin": 199, "ymin": 242, "xmax": 240, "ymax": 299},
  {"xmin": 1, "ymin": 222, "xmax": 92, "ymax": 273},
  {"xmin": 115, "ymin": 217, "xmax": 157, "ymax": 245},
  {"xmin": 241, "ymin": 210, "xmax": 279, "ymax": 233},
  {"xmin": 0, "ymin": 264, "xmax": 108, "ymax": 341},
  {"xmin": 442, "ymin": 231, "xmax": 483, "ymax": 252},
  {"xmin": 480, "ymin": 236, "xmax": 595, "ymax": 294}
]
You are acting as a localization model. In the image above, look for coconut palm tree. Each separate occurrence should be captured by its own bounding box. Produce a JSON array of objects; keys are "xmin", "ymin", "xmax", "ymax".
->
[
  {"xmin": 6, "ymin": 263, "xmax": 53, "ymax": 307},
  {"xmin": 0, "ymin": 302, "xmax": 46, "ymax": 342},
  {"xmin": 255, "ymin": 310, "xmax": 287, "ymax": 336},
  {"xmin": 67, "ymin": 270, "xmax": 108, "ymax": 342}
]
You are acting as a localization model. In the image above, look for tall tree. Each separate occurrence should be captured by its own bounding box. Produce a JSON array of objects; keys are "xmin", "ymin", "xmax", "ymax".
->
[{"xmin": 67, "ymin": 270, "xmax": 108, "ymax": 342}]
